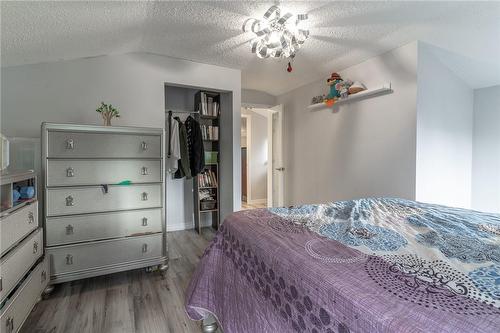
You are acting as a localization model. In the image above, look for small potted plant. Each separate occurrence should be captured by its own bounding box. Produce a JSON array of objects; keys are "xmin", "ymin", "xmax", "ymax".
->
[{"xmin": 96, "ymin": 102, "xmax": 120, "ymax": 126}]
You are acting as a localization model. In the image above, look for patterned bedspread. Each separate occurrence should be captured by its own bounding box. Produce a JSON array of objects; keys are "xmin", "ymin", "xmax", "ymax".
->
[{"xmin": 185, "ymin": 198, "xmax": 500, "ymax": 332}]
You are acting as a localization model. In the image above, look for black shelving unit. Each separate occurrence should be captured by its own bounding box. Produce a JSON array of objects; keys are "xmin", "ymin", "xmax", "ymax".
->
[{"xmin": 193, "ymin": 91, "xmax": 220, "ymax": 233}]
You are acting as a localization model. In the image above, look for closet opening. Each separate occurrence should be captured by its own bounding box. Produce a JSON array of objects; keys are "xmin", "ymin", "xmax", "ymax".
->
[
  {"xmin": 241, "ymin": 105, "xmax": 284, "ymax": 209},
  {"xmin": 164, "ymin": 83, "xmax": 233, "ymax": 234}
]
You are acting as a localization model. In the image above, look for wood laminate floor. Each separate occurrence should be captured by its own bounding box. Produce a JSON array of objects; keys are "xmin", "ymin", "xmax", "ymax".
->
[
  {"xmin": 241, "ymin": 201, "xmax": 267, "ymax": 210},
  {"xmin": 21, "ymin": 229, "xmax": 216, "ymax": 333}
]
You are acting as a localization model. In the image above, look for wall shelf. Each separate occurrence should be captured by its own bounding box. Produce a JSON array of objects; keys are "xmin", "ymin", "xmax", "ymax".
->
[{"xmin": 307, "ymin": 83, "xmax": 392, "ymax": 110}]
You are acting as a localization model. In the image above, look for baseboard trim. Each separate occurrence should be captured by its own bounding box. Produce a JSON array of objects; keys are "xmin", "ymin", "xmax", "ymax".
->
[
  {"xmin": 167, "ymin": 220, "xmax": 212, "ymax": 232},
  {"xmin": 248, "ymin": 198, "xmax": 267, "ymax": 205},
  {"xmin": 167, "ymin": 222, "xmax": 194, "ymax": 232}
]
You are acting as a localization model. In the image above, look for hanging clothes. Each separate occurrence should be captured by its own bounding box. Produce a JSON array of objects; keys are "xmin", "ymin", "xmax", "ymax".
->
[
  {"xmin": 174, "ymin": 117, "xmax": 191, "ymax": 179},
  {"xmin": 185, "ymin": 115, "xmax": 205, "ymax": 176},
  {"xmin": 166, "ymin": 116, "xmax": 180, "ymax": 174}
]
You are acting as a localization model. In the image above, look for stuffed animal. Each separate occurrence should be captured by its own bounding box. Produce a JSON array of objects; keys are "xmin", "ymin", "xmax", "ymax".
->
[
  {"xmin": 326, "ymin": 73, "xmax": 343, "ymax": 98},
  {"xmin": 349, "ymin": 81, "xmax": 366, "ymax": 94},
  {"xmin": 325, "ymin": 73, "xmax": 343, "ymax": 106},
  {"xmin": 336, "ymin": 80, "xmax": 353, "ymax": 99}
]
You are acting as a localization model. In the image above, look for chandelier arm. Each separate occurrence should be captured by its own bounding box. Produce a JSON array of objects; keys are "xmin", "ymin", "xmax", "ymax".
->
[
  {"xmin": 277, "ymin": 12, "xmax": 292, "ymax": 25},
  {"xmin": 263, "ymin": 5, "xmax": 280, "ymax": 20},
  {"xmin": 296, "ymin": 13, "xmax": 308, "ymax": 26},
  {"xmin": 242, "ymin": 18, "xmax": 256, "ymax": 32},
  {"xmin": 254, "ymin": 27, "xmax": 270, "ymax": 37}
]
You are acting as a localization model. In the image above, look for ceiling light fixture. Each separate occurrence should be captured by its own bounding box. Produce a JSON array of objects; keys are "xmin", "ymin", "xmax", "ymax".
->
[{"xmin": 243, "ymin": 5, "xmax": 309, "ymax": 64}]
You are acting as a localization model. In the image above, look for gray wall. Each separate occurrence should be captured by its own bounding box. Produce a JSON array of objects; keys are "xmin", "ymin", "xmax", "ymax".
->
[
  {"xmin": 277, "ymin": 42, "xmax": 418, "ymax": 205},
  {"xmin": 416, "ymin": 42, "xmax": 474, "ymax": 208},
  {"xmin": 472, "ymin": 85, "xmax": 500, "ymax": 213},
  {"xmin": 242, "ymin": 89, "xmax": 277, "ymax": 108},
  {"xmin": 1, "ymin": 52, "xmax": 242, "ymax": 229}
]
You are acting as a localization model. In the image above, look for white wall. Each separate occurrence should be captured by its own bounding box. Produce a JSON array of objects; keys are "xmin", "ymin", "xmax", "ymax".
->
[
  {"xmin": 242, "ymin": 89, "xmax": 277, "ymax": 108},
  {"xmin": 277, "ymin": 42, "xmax": 418, "ymax": 205},
  {"xmin": 415, "ymin": 42, "xmax": 474, "ymax": 208},
  {"xmin": 1, "ymin": 52, "xmax": 241, "ymax": 229},
  {"xmin": 472, "ymin": 85, "xmax": 500, "ymax": 213},
  {"xmin": 242, "ymin": 109, "xmax": 268, "ymax": 202}
]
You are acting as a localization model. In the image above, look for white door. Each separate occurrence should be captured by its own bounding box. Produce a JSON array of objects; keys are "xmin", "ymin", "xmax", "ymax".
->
[{"xmin": 270, "ymin": 104, "xmax": 284, "ymax": 207}]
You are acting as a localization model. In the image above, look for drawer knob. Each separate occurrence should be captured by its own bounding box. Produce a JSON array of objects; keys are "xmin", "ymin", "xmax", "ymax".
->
[
  {"xmin": 41, "ymin": 270, "xmax": 47, "ymax": 282},
  {"xmin": 6, "ymin": 317, "xmax": 14, "ymax": 333},
  {"xmin": 66, "ymin": 167, "xmax": 75, "ymax": 177},
  {"xmin": 66, "ymin": 195, "xmax": 74, "ymax": 206},
  {"xmin": 142, "ymin": 244, "xmax": 148, "ymax": 253},
  {"xmin": 65, "ymin": 139, "xmax": 74, "ymax": 150},
  {"xmin": 141, "ymin": 166, "xmax": 148, "ymax": 175},
  {"xmin": 28, "ymin": 211, "xmax": 34, "ymax": 224},
  {"xmin": 142, "ymin": 217, "xmax": 148, "ymax": 226},
  {"xmin": 33, "ymin": 241, "xmax": 38, "ymax": 254},
  {"xmin": 66, "ymin": 224, "xmax": 74, "ymax": 235},
  {"xmin": 141, "ymin": 192, "xmax": 148, "ymax": 201},
  {"xmin": 66, "ymin": 254, "xmax": 73, "ymax": 265},
  {"xmin": 141, "ymin": 141, "xmax": 148, "ymax": 150}
]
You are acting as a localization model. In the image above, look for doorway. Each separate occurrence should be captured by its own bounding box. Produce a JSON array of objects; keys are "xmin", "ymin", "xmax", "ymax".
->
[{"xmin": 241, "ymin": 105, "xmax": 284, "ymax": 209}]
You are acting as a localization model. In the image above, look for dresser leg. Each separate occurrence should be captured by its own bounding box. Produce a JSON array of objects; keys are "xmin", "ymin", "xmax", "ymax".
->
[
  {"xmin": 202, "ymin": 321, "xmax": 218, "ymax": 333},
  {"xmin": 159, "ymin": 261, "xmax": 169, "ymax": 277},
  {"xmin": 42, "ymin": 284, "xmax": 55, "ymax": 299}
]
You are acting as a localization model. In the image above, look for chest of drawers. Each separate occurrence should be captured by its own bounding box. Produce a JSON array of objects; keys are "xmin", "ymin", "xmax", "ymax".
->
[
  {"xmin": 0, "ymin": 170, "xmax": 47, "ymax": 333},
  {"xmin": 42, "ymin": 123, "xmax": 167, "ymax": 285}
]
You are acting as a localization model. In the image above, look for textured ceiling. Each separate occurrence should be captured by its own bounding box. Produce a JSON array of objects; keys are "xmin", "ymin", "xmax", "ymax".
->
[{"xmin": 2, "ymin": 1, "xmax": 500, "ymax": 95}]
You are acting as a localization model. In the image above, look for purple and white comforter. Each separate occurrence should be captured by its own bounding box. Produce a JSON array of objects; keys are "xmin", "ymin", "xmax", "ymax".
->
[{"xmin": 185, "ymin": 198, "xmax": 500, "ymax": 332}]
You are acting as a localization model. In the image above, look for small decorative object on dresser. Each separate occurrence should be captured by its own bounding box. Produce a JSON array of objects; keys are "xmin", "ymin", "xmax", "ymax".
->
[
  {"xmin": 95, "ymin": 102, "xmax": 120, "ymax": 126},
  {"xmin": 41, "ymin": 123, "xmax": 167, "ymax": 291}
]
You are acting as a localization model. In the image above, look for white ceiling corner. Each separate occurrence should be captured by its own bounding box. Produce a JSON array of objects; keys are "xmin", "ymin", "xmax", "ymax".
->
[{"xmin": 1, "ymin": 1, "xmax": 499, "ymax": 95}]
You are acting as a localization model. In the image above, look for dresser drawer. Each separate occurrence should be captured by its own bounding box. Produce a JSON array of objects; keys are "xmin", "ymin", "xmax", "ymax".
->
[
  {"xmin": 0, "ymin": 229, "xmax": 43, "ymax": 304},
  {"xmin": 0, "ymin": 258, "xmax": 48, "ymax": 333},
  {"xmin": 0, "ymin": 202, "xmax": 38, "ymax": 257},
  {"xmin": 46, "ymin": 184, "xmax": 162, "ymax": 216},
  {"xmin": 46, "ymin": 208, "xmax": 162, "ymax": 246},
  {"xmin": 46, "ymin": 159, "xmax": 162, "ymax": 186},
  {"xmin": 47, "ymin": 234, "xmax": 163, "ymax": 276},
  {"xmin": 47, "ymin": 131, "xmax": 162, "ymax": 159}
]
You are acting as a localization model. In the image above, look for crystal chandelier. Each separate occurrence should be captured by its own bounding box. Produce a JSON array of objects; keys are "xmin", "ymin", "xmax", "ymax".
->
[{"xmin": 243, "ymin": 5, "xmax": 309, "ymax": 60}]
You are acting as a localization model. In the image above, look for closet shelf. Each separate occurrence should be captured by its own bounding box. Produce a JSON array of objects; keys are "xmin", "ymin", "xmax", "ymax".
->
[
  {"xmin": 200, "ymin": 115, "xmax": 218, "ymax": 119},
  {"xmin": 307, "ymin": 83, "xmax": 392, "ymax": 110}
]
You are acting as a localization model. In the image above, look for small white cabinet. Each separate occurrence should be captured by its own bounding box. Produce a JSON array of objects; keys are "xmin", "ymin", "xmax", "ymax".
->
[{"xmin": 0, "ymin": 170, "xmax": 45, "ymax": 333}]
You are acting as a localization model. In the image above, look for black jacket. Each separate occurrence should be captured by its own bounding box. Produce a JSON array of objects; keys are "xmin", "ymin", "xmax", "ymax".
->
[
  {"xmin": 173, "ymin": 117, "xmax": 192, "ymax": 179},
  {"xmin": 185, "ymin": 116, "xmax": 205, "ymax": 176}
]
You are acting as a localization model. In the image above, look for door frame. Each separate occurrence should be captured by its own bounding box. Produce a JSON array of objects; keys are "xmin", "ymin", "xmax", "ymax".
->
[
  {"xmin": 268, "ymin": 104, "xmax": 284, "ymax": 207},
  {"xmin": 241, "ymin": 113, "xmax": 252, "ymax": 203},
  {"xmin": 247, "ymin": 106, "xmax": 284, "ymax": 207}
]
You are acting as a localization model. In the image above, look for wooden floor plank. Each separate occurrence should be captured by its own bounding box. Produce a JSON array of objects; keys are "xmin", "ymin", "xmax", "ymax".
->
[{"xmin": 20, "ymin": 229, "xmax": 216, "ymax": 333}]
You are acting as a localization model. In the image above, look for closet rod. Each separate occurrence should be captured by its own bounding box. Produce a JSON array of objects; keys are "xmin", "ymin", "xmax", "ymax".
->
[
  {"xmin": 167, "ymin": 109, "xmax": 199, "ymax": 114},
  {"xmin": 167, "ymin": 109, "xmax": 199, "ymax": 158}
]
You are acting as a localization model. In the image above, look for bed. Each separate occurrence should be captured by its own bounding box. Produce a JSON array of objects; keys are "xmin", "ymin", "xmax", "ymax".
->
[{"xmin": 185, "ymin": 198, "xmax": 500, "ymax": 333}]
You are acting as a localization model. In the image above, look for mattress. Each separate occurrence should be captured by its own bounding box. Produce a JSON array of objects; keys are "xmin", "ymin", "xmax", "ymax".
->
[{"xmin": 185, "ymin": 198, "xmax": 500, "ymax": 332}]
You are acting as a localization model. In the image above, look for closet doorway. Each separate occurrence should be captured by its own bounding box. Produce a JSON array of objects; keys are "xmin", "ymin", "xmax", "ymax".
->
[{"xmin": 241, "ymin": 105, "xmax": 284, "ymax": 209}]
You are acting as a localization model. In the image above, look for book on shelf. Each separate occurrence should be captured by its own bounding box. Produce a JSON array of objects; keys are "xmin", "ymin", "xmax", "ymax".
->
[
  {"xmin": 198, "ymin": 169, "xmax": 217, "ymax": 188},
  {"xmin": 198, "ymin": 92, "xmax": 219, "ymax": 117},
  {"xmin": 201, "ymin": 125, "xmax": 219, "ymax": 140}
]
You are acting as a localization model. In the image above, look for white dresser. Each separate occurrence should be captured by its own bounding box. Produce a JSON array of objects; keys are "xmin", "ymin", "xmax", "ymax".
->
[
  {"xmin": 0, "ymin": 170, "xmax": 48, "ymax": 333},
  {"xmin": 42, "ymin": 123, "xmax": 167, "ymax": 286}
]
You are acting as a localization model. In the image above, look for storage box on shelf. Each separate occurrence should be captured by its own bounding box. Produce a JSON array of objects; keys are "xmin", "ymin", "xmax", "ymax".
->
[
  {"xmin": 0, "ymin": 170, "xmax": 48, "ymax": 333},
  {"xmin": 41, "ymin": 123, "xmax": 167, "ymax": 288}
]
